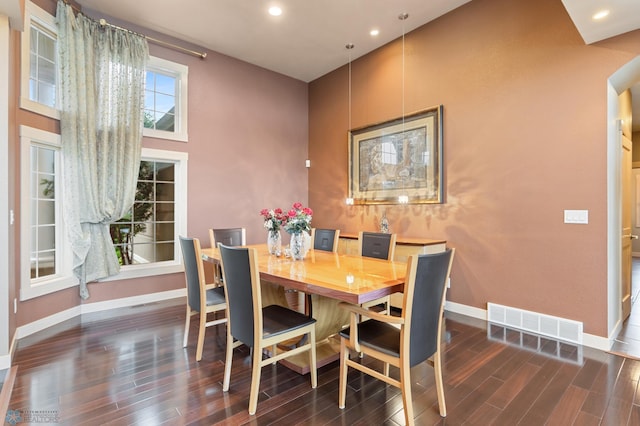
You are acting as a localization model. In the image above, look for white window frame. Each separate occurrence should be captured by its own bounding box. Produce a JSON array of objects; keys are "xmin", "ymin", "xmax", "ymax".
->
[
  {"xmin": 144, "ymin": 57, "xmax": 189, "ymax": 142},
  {"xmin": 20, "ymin": 125, "xmax": 76, "ymax": 300},
  {"xmin": 20, "ymin": 1, "xmax": 60, "ymax": 120},
  {"xmin": 101, "ymin": 148, "xmax": 188, "ymax": 281}
]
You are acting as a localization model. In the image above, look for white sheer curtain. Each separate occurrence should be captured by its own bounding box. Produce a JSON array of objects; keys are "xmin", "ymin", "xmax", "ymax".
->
[{"xmin": 57, "ymin": 1, "xmax": 148, "ymax": 299}]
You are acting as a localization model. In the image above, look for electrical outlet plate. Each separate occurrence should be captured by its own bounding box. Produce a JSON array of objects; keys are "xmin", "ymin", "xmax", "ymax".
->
[{"xmin": 564, "ymin": 210, "xmax": 588, "ymax": 224}]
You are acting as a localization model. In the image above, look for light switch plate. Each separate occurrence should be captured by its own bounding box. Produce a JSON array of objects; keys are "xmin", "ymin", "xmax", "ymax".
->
[{"xmin": 564, "ymin": 209, "xmax": 588, "ymax": 224}]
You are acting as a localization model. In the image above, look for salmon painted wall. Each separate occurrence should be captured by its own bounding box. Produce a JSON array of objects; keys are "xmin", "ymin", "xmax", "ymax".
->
[
  {"xmin": 12, "ymin": 0, "xmax": 308, "ymax": 326},
  {"xmin": 308, "ymin": 0, "xmax": 640, "ymax": 337}
]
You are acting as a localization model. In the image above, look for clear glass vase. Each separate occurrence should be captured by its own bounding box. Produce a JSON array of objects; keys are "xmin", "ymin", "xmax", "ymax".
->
[
  {"xmin": 267, "ymin": 230, "xmax": 282, "ymax": 255},
  {"xmin": 289, "ymin": 232, "xmax": 305, "ymax": 260}
]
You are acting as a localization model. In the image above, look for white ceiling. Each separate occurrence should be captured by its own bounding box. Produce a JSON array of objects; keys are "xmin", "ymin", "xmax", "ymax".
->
[{"xmin": 74, "ymin": 0, "xmax": 640, "ymax": 127}]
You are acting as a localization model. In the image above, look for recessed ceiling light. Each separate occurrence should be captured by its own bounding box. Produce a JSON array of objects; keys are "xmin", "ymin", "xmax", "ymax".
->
[
  {"xmin": 592, "ymin": 9, "xmax": 609, "ymax": 20},
  {"xmin": 269, "ymin": 6, "xmax": 282, "ymax": 16},
  {"xmin": 370, "ymin": 29, "xmax": 379, "ymax": 36}
]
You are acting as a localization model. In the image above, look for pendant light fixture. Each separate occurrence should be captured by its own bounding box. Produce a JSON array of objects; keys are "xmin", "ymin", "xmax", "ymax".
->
[
  {"xmin": 345, "ymin": 43, "xmax": 355, "ymax": 206},
  {"xmin": 398, "ymin": 12, "xmax": 409, "ymax": 204}
]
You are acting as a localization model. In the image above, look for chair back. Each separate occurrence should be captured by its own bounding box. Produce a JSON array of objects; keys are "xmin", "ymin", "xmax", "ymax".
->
[
  {"xmin": 359, "ymin": 231, "xmax": 396, "ymax": 260},
  {"xmin": 179, "ymin": 236, "xmax": 205, "ymax": 313},
  {"xmin": 312, "ymin": 228, "xmax": 340, "ymax": 252},
  {"xmin": 210, "ymin": 228, "xmax": 246, "ymax": 247},
  {"xmin": 402, "ymin": 249, "xmax": 455, "ymax": 367},
  {"xmin": 218, "ymin": 244, "xmax": 261, "ymax": 347}
]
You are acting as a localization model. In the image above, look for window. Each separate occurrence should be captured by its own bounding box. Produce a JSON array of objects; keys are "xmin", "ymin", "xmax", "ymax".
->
[
  {"xmin": 20, "ymin": 132, "xmax": 187, "ymax": 297},
  {"xmin": 20, "ymin": 1, "xmax": 59, "ymax": 119},
  {"xmin": 20, "ymin": 126, "xmax": 75, "ymax": 300},
  {"xmin": 144, "ymin": 57, "xmax": 189, "ymax": 142},
  {"xmin": 104, "ymin": 148, "xmax": 188, "ymax": 281}
]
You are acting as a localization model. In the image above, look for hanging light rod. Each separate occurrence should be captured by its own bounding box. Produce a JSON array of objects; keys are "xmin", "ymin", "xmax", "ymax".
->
[
  {"xmin": 345, "ymin": 42, "xmax": 355, "ymax": 206},
  {"xmin": 398, "ymin": 12, "xmax": 409, "ymax": 205}
]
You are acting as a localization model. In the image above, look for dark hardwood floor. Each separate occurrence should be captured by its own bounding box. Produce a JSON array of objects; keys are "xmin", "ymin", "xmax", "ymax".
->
[
  {"xmin": 611, "ymin": 257, "xmax": 640, "ymax": 359},
  {"xmin": 5, "ymin": 296, "xmax": 640, "ymax": 425}
]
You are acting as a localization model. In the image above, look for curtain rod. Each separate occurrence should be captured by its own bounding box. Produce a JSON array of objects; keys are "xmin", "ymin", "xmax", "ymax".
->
[
  {"xmin": 98, "ymin": 18, "xmax": 207, "ymax": 59},
  {"xmin": 62, "ymin": 0, "xmax": 207, "ymax": 59}
]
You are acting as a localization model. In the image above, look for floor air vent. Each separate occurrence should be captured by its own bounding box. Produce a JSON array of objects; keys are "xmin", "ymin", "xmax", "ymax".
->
[{"xmin": 487, "ymin": 303, "xmax": 583, "ymax": 344}]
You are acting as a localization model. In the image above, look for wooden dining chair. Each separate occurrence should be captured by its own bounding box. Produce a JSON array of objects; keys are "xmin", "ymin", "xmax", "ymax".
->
[
  {"xmin": 209, "ymin": 227, "xmax": 246, "ymax": 284},
  {"xmin": 338, "ymin": 249, "xmax": 455, "ymax": 425},
  {"xmin": 358, "ymin": 231, "xmax": 397, "ymax": 314},
  {"xmin": 218, "ymin": 243, "xmax": 318, "ymax": 415},
  {"xmin": 311, "ymin": 228, "xmax": 340, "ymax": 252},
  {"xmin": 179, "ymin": 236, "xmax": 227, "ymax": 362}
]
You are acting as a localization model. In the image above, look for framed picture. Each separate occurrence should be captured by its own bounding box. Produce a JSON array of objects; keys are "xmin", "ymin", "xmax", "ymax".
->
[{"xmin": 348, "ymin": 105, "xmax": 443, "ymax": 205}]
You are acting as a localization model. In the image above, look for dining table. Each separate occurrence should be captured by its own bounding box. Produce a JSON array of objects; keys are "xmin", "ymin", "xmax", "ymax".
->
[{"xmin": 201, "ymin": 243, "xmax": 408, "ymax": 374}]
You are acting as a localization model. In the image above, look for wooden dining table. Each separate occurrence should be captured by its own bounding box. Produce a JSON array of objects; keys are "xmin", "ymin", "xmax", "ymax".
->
[{"xmin": 201, "ymin": 244, "xmax": 408, "ymax": 374}]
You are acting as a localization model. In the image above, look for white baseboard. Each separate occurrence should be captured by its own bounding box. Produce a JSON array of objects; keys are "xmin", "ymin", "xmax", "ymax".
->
[
  {"xmin": 582, "ymin": 332, "xmax": 613, "ymax": 351},
  {"xmin": 0, "ymin": 332, "xmax": 18, "ymax": 370},
  {"xmin": 445, "ymin": 300, "xmax": 487, "ymax": 320},
  {"xmin": 16, "ymin": 289, "xmax": 186, "ymax": 341}
]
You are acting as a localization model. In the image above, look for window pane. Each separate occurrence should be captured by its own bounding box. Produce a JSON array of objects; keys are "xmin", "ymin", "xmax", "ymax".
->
[
  {"xmin": 155, "ymin": 73, "xmax": 175, "ymax": 96},
  {"xmin": 144, "ymin": 90, "xmax": 154, "ymax": 110},
  {"xmin": 156, "ymin": 204, "xmax": 174, "ymax": 221},
  {"xmin": 38, "ymin": 199, "xmax": 55, "ymax": 225},
  {"xmin": 38, "ymin": 32, "xmax": 55, "ymax": 61},
  {"xmin": 36, "ymin": 146, "xmax": 55, "ymax": 173},
  {"xmin": 38, "ymin": 57, "xmax": 55, "ymax": 84},
  {"xmin": 156, "ymin": 183, "xmax": 174, "ymax": 201},
  {"xmin": 38, "ymin": 225, "xmax": 55, "ymax": 251},
  {"xmin": 138, "ymin": 161, "xmax": 154, "ymax": 180},
  {"xmin": 155, "ymin": 93, "xmax": 175, "ymax": 114},
  {"xmin": 155, "ymin": 162, "xmax": 174, "ymax": 181},
  {"xmin": 134, "ymin": 202, "xmax": 153, "ymax": 222},
  {"xmin": 154, "ymin": 112, "xmax": 174, "ymax": 131},
  {"xmin": 156, "ymin": 242, "xmax": 174, "ymax": 262},
  {"xmin": 37, "ymin": 81, "xmax": 55, "ymax": 107},
  {"xmin": 155, "ymin": 223, "xmax": 174, "ymax": 242},
  {"xmin": 38, "ymin": 174, "xmax": 54, "ymax": 199}
]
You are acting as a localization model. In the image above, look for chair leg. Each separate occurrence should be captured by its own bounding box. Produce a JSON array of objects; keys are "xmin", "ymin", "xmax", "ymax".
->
[
  {"xmin": 383, "ymin": 362, "xmax": 390, "ymax": 376},
  {"xmin": 222, "ymin": 328, "xmax": 234, "ymax": 392},
  {"xmin": 309, "ymin": 327, "xmax": 317, "ymax": 388},
  {"xmin": 183, "ymin": 306, "xmax": 191, "ymax": 348},
  {"xmin": 195, "ymin": 311, "xmax": 207, "ymax": 362},
  {"xmin": 248, "ymin": 343, "xmax": 263, "ymax": 415},
  {"xmin": 338, "ymin": 337, "xmax": 348, "ymax": 409},
  {"xmin": 433, "ymin": 351, "xmax": 447, "ymax": 417},
  {"xmin": 400, "ymin": 363, "xmax": 414, "ymax": 426}
]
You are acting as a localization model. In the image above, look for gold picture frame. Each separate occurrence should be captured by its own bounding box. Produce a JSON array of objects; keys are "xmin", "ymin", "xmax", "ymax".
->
[{"xmin": 348, "ymin": 105, "xmax": 443, "ymax": 205}]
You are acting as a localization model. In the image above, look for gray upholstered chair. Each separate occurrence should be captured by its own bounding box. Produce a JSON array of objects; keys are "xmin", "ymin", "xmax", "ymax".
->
[
  {"xmin": 179, "ymin": 236, "xmax": 227, "ymax": 362},
  {"xmin": 338, "ymin": 249, "xmax": 455, "ymax": 425},
  {"xmin": 218, "ymin": 244, "xmax": 318, "ymax": 415},
  {"xmin": 358, "ymin": 231, "xmax": 396, "ymax": 261},
  {"xmin": 209, "ymin": 227, "xmax": 246, "ymax": 247},
  {"xmin": 358, "ymin": 231, "xmax": 397, "ymax": 314},
  {"xmin": 311, "ymin": 228, "xmax": 340, "ymax": 252},
  {"xmin": 209, "ymin": 227, "xmax": 246, "ymax": 284}
]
